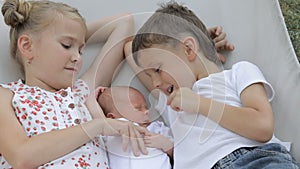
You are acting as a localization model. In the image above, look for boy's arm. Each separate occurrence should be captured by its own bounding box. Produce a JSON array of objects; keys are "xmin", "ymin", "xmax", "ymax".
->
[
  {"xmin": 167, "ymin": 84, "xmax": 274, "ymax": 143},
  {"xmin": 81, "ymin": 14, "xmax": 134, "ymax": 90}
]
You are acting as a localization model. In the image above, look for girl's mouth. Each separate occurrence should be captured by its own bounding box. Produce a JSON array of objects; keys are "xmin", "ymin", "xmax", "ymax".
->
[{"xmin": 65, "ymin": 67, "xmax": 78, "ymax": 73}]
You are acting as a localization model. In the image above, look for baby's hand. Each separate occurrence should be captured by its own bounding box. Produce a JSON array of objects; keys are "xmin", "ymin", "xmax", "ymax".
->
[
  {"xmin": 95, "ymin": 86, "xmax": 107, "ymax": 99},
  {"xmin": 167, "ymin": 87, "xmax": 200, "ymax": 113}
]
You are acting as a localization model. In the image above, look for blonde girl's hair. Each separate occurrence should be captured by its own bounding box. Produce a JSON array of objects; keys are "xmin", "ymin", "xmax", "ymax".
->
[{"xmin": 1, "ymin": 0, "xmax": 87, "ymax": 70}]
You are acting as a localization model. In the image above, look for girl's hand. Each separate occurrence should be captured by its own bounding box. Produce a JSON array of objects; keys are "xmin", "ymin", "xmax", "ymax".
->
[
  {"xmin": 98, "ymin": 118, "xmax": 149, "ymax": 156},
  {"xmin": 144, "ymin": 132, "xmax": 173, "ymax": 153},
  {"xmin": 167, "ymin": 87, "xmax": 200, "ymax": 113},
  {"xmin": 208, "ymin": 26, "xmax": 235, "ymax": 63}
]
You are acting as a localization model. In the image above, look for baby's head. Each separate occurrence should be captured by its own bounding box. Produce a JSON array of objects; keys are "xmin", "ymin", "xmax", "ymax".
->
[
  {"xmin": 2, "ymin": 0, "xmax": 87, "ymax": 75},
  {"xmin": 98, "ymin": 86, "xmax": 150, "ymax": 126}
]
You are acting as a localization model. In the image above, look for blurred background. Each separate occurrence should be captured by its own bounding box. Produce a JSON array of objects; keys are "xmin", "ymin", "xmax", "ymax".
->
[{"xmin": 279, "ymin": 0, "xmax": 300, "ymax": 61}]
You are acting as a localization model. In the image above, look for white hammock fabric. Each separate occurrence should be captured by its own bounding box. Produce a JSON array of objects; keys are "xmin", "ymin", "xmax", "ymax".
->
[{"xmin": 0, "ymin": 0, "xmax": 299, "ymax": 162}]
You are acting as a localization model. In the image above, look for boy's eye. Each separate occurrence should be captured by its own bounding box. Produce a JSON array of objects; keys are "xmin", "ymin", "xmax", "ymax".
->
[
  {"xmin": 155, "ymin": 66, "xmax": 161, "ymax": 73},
  {"xmin": 61, "ymin": 43, "xmax": 71, "ymax": 49}
]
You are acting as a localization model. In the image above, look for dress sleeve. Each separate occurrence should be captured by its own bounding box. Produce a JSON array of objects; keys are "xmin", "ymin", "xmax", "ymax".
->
[{"xmin": 73, "ymin": 79, "xmax": 90, "ymax": 102}]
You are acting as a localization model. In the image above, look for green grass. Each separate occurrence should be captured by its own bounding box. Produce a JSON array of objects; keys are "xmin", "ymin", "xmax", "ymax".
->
[{"xmin": 279, "ymin": 0, "xmax": 300, "ymax": 61}]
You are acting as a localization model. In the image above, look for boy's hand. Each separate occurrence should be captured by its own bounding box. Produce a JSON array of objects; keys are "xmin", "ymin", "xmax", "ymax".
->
[{"xmin": 167, "ymin": 87, "xmax": 200, "ymax": 114}]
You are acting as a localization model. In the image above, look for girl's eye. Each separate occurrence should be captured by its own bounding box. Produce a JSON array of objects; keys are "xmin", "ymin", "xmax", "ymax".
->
[
  {"xmin": 61, "ymin": 43, "xmax": 71, "ymax": 49},
  {"xmin": 79, "ymin": 50, "xmax": 83, "ymax": 55},
  {"xmin": 155, "ymin": 67, "xmax": 161, "ymax": 73}
]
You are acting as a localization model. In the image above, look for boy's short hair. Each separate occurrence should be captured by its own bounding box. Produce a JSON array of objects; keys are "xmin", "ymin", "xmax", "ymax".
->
[{"xmin": 132, "ymin": 1, "xmax": 218, "ymax": 65}]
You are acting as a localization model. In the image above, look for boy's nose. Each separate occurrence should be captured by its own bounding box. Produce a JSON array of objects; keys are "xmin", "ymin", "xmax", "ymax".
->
[
  {"xmin": 152, "ymin": 75, "xmax": 162, "ymax": 88},
  {"xmin": 144, "ymin": 109, "xmax": 149, "ymax": 115}
]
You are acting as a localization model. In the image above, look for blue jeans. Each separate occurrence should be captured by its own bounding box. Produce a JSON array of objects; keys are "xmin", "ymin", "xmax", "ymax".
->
[{"xmin": 212, "ymin": 143, "xmax": 300, "ymax": 169}]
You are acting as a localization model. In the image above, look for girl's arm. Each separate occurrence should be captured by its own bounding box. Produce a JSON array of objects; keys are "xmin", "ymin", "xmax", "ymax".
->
[
  {"xmin": 81, "ymin": 13, "xmax": 134, "ymax": 90},
  {"xmin": 0, "ymin": 88, "xmax": 147, "ymax": 168},
  {"xmin": 167, "ymin": 83, "xmax": 274, "ymax": 143},
  {"xmin": 124, "ymin": 41, "xmax": 156, "ymax": 94}
]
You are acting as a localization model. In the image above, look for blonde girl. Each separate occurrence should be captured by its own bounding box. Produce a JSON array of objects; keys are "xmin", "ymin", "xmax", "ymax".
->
[{"xmin": 0, "ymin": 0, "xmax": 147, "ymax": 168}]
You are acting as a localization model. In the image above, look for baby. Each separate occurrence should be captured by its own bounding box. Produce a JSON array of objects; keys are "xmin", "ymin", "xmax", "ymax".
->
[{"xmin": 97, "ymin": 86, "xmax": 173, "ymax": 169}]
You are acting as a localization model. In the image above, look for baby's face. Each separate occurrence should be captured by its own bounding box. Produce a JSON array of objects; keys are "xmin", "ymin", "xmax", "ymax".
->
[{"xmin": 114, "ymin": 90, "xmax": 150, "ymax": 126}]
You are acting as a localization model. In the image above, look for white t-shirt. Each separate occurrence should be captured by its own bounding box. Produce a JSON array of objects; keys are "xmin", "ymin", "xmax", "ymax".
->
[
  {"xmin": 105, "ymin": 118, "xmax": 172, "ymax": 169},
  {"xmin": 155, "ymin": 61, "xmax": 277, "ymax": 169}
]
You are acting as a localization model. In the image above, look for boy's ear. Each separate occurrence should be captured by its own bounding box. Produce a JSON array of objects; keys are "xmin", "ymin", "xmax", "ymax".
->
[
  {"xmin": 18, "ymin": 34, "xmax": 34, "ymax": 61},
  {"xmin": 183, "ymin": 37, "xmax": 197, "ymax": 62}
]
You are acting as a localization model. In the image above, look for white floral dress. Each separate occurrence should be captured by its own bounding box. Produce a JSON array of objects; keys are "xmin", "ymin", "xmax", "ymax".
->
[{"xmin": 0, "ymin": 79, "xmax": 109, "ymax": 169}]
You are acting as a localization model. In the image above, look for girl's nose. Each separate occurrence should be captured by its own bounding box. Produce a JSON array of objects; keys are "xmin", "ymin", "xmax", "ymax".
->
[{"xmin": 71, "ymin": 52, "xmax": 81, "ymax": 63}]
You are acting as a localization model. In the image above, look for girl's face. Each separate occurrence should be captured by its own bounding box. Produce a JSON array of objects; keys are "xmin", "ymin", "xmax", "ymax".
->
[
  {"xmin": 137, "ymin": 44, "xmax": 198, "ymax": 96},
  {"xmin": 28, "ymin": 16, "xmax": 86, "ymax": 91}
]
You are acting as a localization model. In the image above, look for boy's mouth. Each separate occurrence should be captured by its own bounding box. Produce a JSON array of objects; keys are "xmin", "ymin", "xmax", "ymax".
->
[{"xmin": 167, "ymin": 85, "xmax": 174, "ymax": 94}]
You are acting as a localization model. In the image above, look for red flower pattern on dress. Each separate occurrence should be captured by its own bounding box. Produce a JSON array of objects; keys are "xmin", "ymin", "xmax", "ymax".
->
[{"xmin": 0, "ymin": 79, "xmax": 109, "ymax": 169}]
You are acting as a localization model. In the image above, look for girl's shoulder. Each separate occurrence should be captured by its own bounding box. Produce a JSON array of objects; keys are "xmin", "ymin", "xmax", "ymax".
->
[
  {"xmin": 0, "ymin": 79, "xmax": 22, "ymax": 95},
  {"xmin": 0, "ymin": 85, "xmax": 14, "ymax": 106},
  {"xmin": 73, "ymin": 79, "xmax": 90, "ymax": 100}
]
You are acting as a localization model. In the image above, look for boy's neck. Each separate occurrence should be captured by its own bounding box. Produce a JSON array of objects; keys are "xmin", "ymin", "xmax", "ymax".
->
[{"xmin": 196, "ymin": 58, "xmax": 221, "ymax": 80}]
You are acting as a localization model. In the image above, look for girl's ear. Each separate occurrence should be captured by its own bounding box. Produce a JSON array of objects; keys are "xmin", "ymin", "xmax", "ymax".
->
[
  {"xmin": 106, "ymin": 112, "xmax": 116, "ymax": 119},
  {"xmin": 18, "ymin": 34, "xmax": 34, "ymax": 62},
  {"xmin": 182, "ymin": 37, "xmax": 197, "ymax": 62}
]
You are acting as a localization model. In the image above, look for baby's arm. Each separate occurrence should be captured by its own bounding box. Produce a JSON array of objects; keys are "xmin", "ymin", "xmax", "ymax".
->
[
  {"xmin": 85, "ymin": 87, "xmax": 107, "ymax": 119},
  {"xmin": 144, "ymin": 132, "xmax": 174, "ymax": 158}
]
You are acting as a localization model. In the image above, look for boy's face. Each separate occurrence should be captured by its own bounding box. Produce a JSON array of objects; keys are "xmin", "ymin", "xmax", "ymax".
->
[
  {"xmin": 113, "ymin": 89, "xmax": 150, "ymax": 126},
  {"xmin": 137, "ymin": 45, "xmax": 197, "ymax": 96}
]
